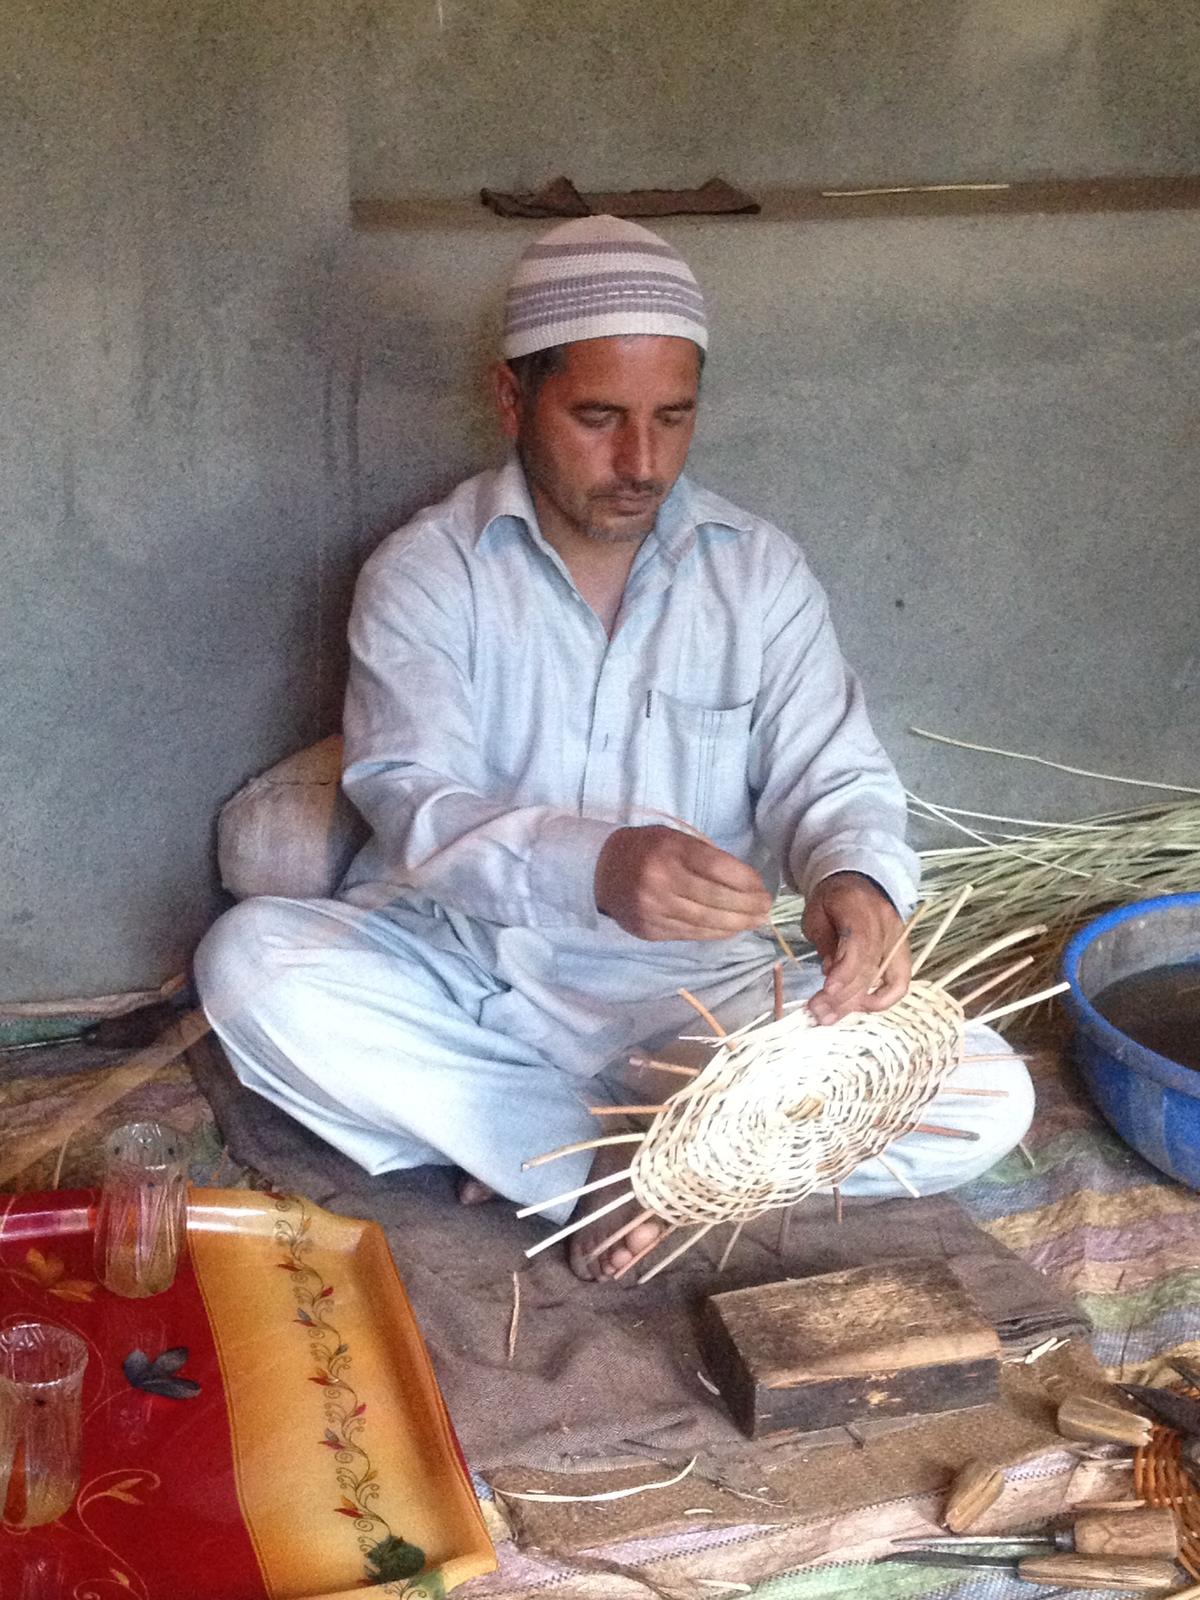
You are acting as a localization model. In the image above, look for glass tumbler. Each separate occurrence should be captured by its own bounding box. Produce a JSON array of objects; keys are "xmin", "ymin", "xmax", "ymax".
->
[
  {"xmin": 0, "ymin": 1369, "xmax": 18, "ymax": 1513},
  {"xmin": 93, "ymin": 1121, "xmax": 189, "ymax": 1298},
  {"xmin": 0, "ymin": 1322, "xmax": 89, "ymax": 1527}
]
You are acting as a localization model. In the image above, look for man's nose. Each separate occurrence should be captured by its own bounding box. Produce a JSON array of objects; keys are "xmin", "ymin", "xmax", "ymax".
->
[{"xmin": 613, "ymin": 423, "xmax": 655, "ymax": 484}]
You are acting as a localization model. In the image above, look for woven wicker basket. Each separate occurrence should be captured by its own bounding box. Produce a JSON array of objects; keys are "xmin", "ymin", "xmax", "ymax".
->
[{"xmin": 521, "ymin": 889, "xmax": 1067, "ymax": 1281}]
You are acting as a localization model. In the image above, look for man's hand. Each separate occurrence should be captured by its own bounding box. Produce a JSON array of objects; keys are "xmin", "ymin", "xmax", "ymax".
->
[
  {"xmin": 802, "ymin": 872, "xmax": 910, "ymax": 1025},
  {"xmin": 595, "ymin": 825, "xmax": 772, "ymax": 942}
]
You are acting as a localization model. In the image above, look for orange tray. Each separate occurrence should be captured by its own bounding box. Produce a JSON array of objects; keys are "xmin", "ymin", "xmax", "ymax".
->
[{"xmin": 0, "ymin": 1188, "xmax": 495, "ymax": 1599}]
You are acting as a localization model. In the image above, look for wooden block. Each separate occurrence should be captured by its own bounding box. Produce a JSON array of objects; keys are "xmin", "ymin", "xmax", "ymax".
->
[{"xmin": 698, "ymin": 1259, "xmax": 1001, "ymax": 1439}]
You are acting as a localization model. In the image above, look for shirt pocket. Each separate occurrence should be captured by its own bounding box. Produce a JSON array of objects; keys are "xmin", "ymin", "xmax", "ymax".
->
[{"xmin": 641, "ymin": 689, "xmax": 755, "ymax": 842}]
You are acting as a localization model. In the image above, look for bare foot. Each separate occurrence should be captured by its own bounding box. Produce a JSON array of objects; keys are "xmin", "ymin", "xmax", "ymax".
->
[
  {"xmin": 457, "ymin": 1174, "xmax": 497, "ymax": 1206},
  {"xmin": 567, "ymin": 1142, "xmax": 666, "ymax": 1282}
]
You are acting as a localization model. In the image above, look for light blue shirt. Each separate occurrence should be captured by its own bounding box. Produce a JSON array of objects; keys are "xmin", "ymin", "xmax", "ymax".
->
[{"xmin": 340, "ymin": 456, "xmax": 918, "ymax": 1070}]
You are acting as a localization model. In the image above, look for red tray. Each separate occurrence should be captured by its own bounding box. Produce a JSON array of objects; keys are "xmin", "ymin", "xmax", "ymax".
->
[{"xmin": 0, "ymin": 1189, "xmax": 495, "ymax": 1599}]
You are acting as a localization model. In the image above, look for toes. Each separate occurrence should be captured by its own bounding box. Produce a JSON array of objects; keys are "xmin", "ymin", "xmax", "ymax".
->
[
  {"xmin": 624, "ymin": 1221, "xmax": 664, "ymax": 1256},
  {"xmin": 605, "ymin": 1242, "xmax": 633, "ymax": 1275},
  {"xmin": 456, "ymin": 1176, "xmax": 497, "ymax": 1206},
  {"xmin": 568, "ymin": 1238, "xmax": 599, "ymax": 1281}
]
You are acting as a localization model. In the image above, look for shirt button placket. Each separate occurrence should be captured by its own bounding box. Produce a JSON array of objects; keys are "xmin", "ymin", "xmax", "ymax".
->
[{"xmin": 580, "ymin": 654, "xmax": 631, "ymax": 817}]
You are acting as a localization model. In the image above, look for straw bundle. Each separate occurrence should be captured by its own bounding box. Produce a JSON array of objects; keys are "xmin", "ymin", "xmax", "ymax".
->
[
  {"xmin": 907, "ymin": 796, "xmax": 1200, "ymax": 990},
  {"xmin": 775, "ymin": 739, "xmax": 1200, "ymax": 1003}
]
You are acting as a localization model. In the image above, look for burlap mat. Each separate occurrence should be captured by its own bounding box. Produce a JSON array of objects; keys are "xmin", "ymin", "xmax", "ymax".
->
[{"xmin": 189, "ymin": 1036, "xmax": 1089, "ymax": 1487}]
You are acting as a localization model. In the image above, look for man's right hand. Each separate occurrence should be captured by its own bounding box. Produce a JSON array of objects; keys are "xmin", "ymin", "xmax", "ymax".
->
[{"xmin": 594, "ymin": 825, "xmax": 773, "ymax": 942}]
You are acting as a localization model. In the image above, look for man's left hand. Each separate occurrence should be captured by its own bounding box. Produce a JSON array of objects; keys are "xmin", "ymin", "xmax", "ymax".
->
[{"xmin": 801, "ymin": 872, "xmax": 910, "ymax": 1026}]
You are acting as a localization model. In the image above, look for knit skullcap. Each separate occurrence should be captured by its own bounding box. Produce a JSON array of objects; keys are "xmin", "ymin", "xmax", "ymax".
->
[{"xmin": 501, "ymin": 215, "xmax": 708, "ymax": 359}]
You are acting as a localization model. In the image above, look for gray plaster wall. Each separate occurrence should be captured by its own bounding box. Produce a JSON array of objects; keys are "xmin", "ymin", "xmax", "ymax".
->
[
  {"xmin": 0, "ymin": 1, "xmax": 359, "ymax": 1001},
  {"xmin": 352, "ymin": 0, "xmax": 1200, "ymax": 199},
  {"xmin": 354, "ymin": 206, "xmax": 1200, "ymax": 827}
]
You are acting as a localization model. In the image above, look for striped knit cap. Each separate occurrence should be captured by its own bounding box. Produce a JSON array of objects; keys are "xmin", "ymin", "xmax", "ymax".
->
[{"xmin": 502, "ymin": 215, "xmax": 708, "ymax": 359}]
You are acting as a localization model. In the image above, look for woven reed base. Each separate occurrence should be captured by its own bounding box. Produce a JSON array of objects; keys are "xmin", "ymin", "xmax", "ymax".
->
[
  {"xmin": 520, "ymin": 890, "xmax": 1068, "ymax": 1281},
  {"xmin": 628, "ymin": 979, "xmax": 965, "ymax": 1227}
]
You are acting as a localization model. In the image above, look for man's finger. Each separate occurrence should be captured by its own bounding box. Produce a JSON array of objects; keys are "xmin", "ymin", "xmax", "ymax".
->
[
  {"xmin": 807, "ymin": 931, "xmax": 879, "ymax": 1022},
  {"xmin": 678, "ymin": 836, "xmax": 771, "ymax": 897},
  {"xmin": 656, "ymin": 890, "xmax": 767, "ymax": 936},
  {"xmin": 800, "ymin": 898, "xmax": 838, "ymax": 969},
  {"xmin": 817, "ymin": 929, "xmax": 874, "ymax": 997},
  {"xmin": 667, "ymin": 864, "xmax": 772, "ymax": 920},
  {"xmin": 812, "ymin": 937, "xmax": 910, "ymax": 1020},
  {"xmin": 862, "ymin": 966, "xmax": 907, "ymax": 1011}
]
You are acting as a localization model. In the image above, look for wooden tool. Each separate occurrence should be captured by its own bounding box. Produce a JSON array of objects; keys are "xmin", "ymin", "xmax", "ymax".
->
[
  {"xmin": 1057, "ymin": 1393, "xmax": 1155, "ymax": 1448},
  {"xmin": 1006, "ymin": 1555, "xmax": 1178, "ymax": 1590},
  {"xmin": 898, "ymin": 1505, "xmax": 1179, "ymax": 1560},
  {"xmin": 1074, "ymin": 1507, "xmax": 1180, "ymax": 1559},
  {"xmin": 699, "ymin": 1258, "xmax": 1000, "ymax": 1439},
  {"xmin": 885, "ymin": 1551, "xmax": 1178, "ymax": 1590},
  {"xmin": 942, "ymin": 1459, "xmax": 1004, "ymax": 1532}
]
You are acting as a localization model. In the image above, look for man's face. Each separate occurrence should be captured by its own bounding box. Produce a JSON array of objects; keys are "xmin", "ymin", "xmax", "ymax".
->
[{"xmin": 496, "ymin": 335, "xmax": 701, "ymax": 544}]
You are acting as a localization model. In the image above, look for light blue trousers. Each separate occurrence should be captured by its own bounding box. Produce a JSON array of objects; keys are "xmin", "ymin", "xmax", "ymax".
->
[{"xmin": 194, "ymin": 895, "xmax": 1034, "ymax": 1219}]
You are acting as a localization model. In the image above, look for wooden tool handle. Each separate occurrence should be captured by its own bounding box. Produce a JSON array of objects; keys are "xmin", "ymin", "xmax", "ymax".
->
[
  {"xmin": 1016, "ymin": 1554, "xmax": 1179, "ymax": 1591},
  {"xmin": 942, "ymin": 1459, "xmax": 1004, "ymax": 1533},
  {"xmin": 1073, "ymin": 1506, "xmax": 1179, "ymax": 1559},
  {"xmin": 1056, "ymin": 1393, "xmax": 1154, "ymax": 1447}
]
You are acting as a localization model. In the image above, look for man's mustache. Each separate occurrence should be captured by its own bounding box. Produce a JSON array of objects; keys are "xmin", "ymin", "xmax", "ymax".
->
[{"xmin": 592, "ymin": 480, "xmax": 665, "ymax": 498}]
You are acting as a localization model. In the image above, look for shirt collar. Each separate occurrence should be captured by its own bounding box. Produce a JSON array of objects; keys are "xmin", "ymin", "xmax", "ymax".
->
[{"xmin": 475, "ymin": 453, "xmax": 754, "ymax": 563}]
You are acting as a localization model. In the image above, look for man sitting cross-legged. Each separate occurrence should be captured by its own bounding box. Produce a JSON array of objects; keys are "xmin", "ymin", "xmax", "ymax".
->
[{"xmin": 195, "ymin": 217, "xmax": 1033, "ymax": 1279}]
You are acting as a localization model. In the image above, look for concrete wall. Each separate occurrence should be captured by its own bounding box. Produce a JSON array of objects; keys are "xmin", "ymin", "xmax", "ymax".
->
[
  {"xmin": 352, "ymin": 0, "xmax": 1199, "ymax": 828},
  {"xmin": 0, "ymin": 2, "xmax": 358, "ymax": 1001},
  {"xmin": 352, "ymin": 0, "xmax": 1200, "ymax": 199},
  {"xmin": 354, "ymin": 205, "xmax": 1200, "ymax": 828}
]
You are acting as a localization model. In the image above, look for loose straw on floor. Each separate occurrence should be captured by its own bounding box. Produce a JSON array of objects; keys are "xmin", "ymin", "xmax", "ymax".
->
[
  {"xmin": 507, "ymin": 1271, "xmax": 520, "ymax": 1363},
  {"xmin": 494, "ymin": 1456, "xmax": 697, "ymax": 1503}
]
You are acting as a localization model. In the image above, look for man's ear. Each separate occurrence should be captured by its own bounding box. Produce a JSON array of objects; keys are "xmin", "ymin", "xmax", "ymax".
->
[{"xmin": 493, "ymin": 361, "xmax": 523, "ymax": 442}]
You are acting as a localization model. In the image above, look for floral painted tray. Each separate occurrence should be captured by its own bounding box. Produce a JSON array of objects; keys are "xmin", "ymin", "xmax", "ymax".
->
[{"xmin": 0, "ymin": 1188, "xmax": 495, "ymax": 1599}]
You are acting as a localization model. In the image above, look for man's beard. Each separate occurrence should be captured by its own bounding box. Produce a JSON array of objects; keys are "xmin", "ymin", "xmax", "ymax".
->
[
  {"xmin": 518, "ymin": 442, "xmax": 664, "ymax": 543},
  {"xmin": 578, "ymin": 480, "xmax": 666, "ymax": 542}
]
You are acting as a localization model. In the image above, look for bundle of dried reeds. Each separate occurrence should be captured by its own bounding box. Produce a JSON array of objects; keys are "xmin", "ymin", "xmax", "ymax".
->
[{"xmin": 775, "ymin": 730, "xmax": 1200, "ymax": 1002}]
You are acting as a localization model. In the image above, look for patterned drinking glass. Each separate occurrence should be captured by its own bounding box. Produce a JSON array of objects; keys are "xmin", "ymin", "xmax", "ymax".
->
[
  {"xmin": 0, "ymin": 1321, "xmax": 89, "ymax": 1527},
  {"xmin": 93, "ymin": 1121, "xmax": 189, "ymax": 1298}
]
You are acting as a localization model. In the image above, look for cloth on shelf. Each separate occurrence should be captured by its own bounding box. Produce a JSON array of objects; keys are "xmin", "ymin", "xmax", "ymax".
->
[{"xmin": 481, "ymin": 174, "xmax": 760, "ymax": 219}]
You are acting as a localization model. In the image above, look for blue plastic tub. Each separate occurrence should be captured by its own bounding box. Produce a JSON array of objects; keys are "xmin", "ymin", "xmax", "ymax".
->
[{"xmin": 1063, "ymin": 893, "xmax": 1200, "ymax": 1189}]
